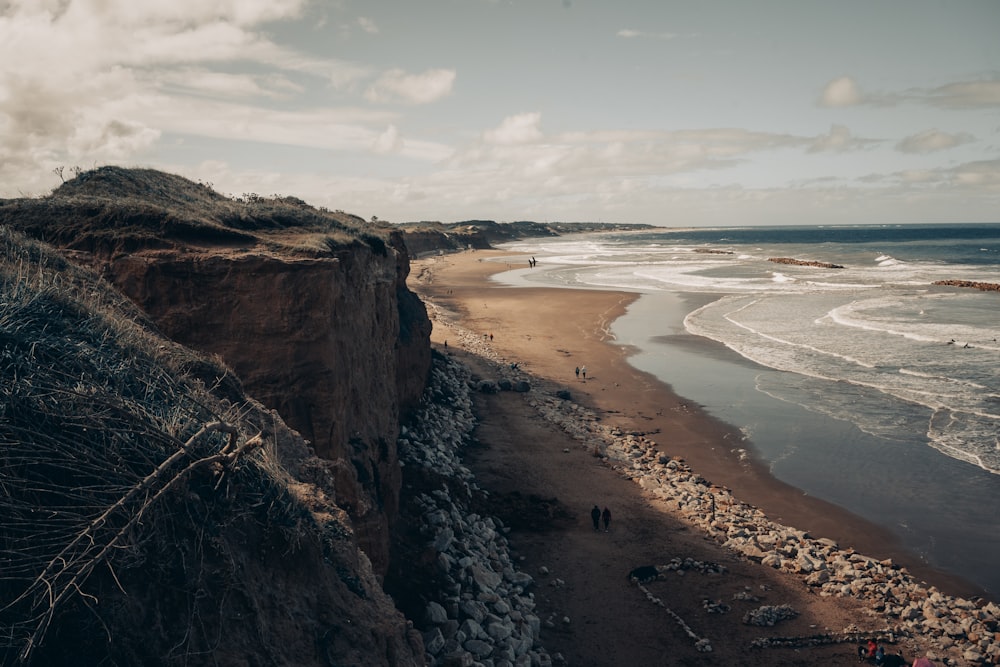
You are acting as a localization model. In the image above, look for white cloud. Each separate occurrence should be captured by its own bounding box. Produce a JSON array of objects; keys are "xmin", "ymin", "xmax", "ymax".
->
[
  {"xmin": 372, "ymin": 124, "xmax": 402, "ymax": 154},
  {"xmin": 438, "ymin": 124, "xmax": 812, "ymax": 217},
  {"xmin": 59, "ymin": 0, "xmax": 307, "ymax": 29},
  {"xmin": 817, "ymin": 77, "xmax": 1000, "ymax": 111},
  {"xmin": 483, "ymin": 113, "xmax": 544, "ymax": 145},
  {"xmin": 818, "ymin": 76, "xmax": 862, "ymax": 108},
  {"xmin": 950, "ymin": 159, "xmax": 1000, "ymax": 188},
  {"xmin": 0, "ymin": 0, "xmax": 389, "ymax": 192},
  {"xmin": 896, "ymin": 129, "xmax": 974, "ymax": 153},
  {"xmin": 364, "ymin": 68, "xmax": 456, "ymax": 105},
  {"xmin": 921, "ymin": 80, "xmax": 1000, "ymax": 109},
  {"xmin": 67, "ymin": 118, "xmax": 161, "ymax": 159},
  {"xmin": 616, "ymin": 28, "xmax": 675, "ymax": 40},
  {"xmin": 357, "ymin": 16, "xmax": 379, "ymax": 34},
  {"xmin": 808, "ymin": 125, "xmax": 879, "ymax": 153},
  {"xmin": 143, "ymin": 97, "xmax": 392, "ymax": 150},
  {"xmin": 157, "ymin": 68, "xmax": 303, "ymax": 99}
]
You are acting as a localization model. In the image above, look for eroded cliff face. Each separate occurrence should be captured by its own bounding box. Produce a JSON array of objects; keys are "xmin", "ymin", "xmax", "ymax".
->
[
  {"xmin": 0, "ymin": 167, "xmax": 432, "ymax": 575},
  {"xmin": 100, "ymin": 233, "xmax": 430, "ymax": 572},
  {"xmin": 0, "ymin": 225, "xmax": 426, "ymax": 666}
]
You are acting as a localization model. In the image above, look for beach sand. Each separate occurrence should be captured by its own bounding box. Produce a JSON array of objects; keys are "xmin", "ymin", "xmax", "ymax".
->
[{"xmin": 410, "ymin": 249, "xmax": 985, "ymax": 666}]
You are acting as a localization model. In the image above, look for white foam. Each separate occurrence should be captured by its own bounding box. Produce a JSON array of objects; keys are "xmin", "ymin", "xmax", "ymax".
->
[{"xmin": 509, "ymin": 231, "xmax": 1000, "ymax": 473}]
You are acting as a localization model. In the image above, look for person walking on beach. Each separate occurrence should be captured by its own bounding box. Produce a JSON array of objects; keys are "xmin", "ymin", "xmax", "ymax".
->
[
  {"xmin": 575, "ymin": 366, "xmax": 580, "ymax": 379},
  {"xmin": 590, "ymin": 505, "xmax": 601, "ymax": 531},
  {"xmin": 602, "ymin": 507, "xmax": 611, "ymax": 532},
  {"xmin": 580, "ymin": 366, "xmax": 587, "ymax": 380}
]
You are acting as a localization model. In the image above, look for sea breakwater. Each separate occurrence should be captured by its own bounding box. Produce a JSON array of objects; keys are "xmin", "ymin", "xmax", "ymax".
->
[
  {"xmin": 768, "ymin": 257, "xmax": 845, "ymax": 269},
  {"xmin": 933, "ymin": 280, "xmax": 1000, "ymax": 293}
]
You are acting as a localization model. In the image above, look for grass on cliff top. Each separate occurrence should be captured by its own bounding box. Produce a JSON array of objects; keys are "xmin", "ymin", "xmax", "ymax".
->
[
  {"xmin": 0, "ymin": 227, "xmax": 322, "ymax": 664},
  {"xmin": 0, "ymin": 166, "xmax": 391, "ymax": 258}
]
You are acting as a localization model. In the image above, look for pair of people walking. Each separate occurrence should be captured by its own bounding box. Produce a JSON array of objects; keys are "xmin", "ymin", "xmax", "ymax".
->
[{"xmin": 590, "ymin": 505, "xmax": 611, "ymax": 532}]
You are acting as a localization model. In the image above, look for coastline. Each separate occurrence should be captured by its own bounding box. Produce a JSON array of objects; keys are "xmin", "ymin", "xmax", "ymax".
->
[{"xmin": 413, "ymin": 248, "xmax": 988, "ymax": 603}]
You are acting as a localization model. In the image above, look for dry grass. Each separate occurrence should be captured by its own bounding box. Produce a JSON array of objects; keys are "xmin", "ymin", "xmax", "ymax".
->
[
  {"xmin": 0, "ymin": 166, "xmax": 390, "ymax": 259},
  {"xmin": 0, "ymin": 228, "xmax": 314, "ymax": 665}
]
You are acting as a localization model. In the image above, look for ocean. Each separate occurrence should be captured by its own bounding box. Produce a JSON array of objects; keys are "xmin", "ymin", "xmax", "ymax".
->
[{"xmin": 496, "ymin": 223, "xmax": 1000, "ymax": 596}]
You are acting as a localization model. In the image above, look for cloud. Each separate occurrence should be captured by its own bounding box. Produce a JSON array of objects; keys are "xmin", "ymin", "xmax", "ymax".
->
[
  {"xmin": 58, "ymin": 0, "xmax": 308, "ymax": 29},
  {"xmin": 950, "ymin": 159, "xmax": 1000, "ymax": 188},
  {"xmin": 364, "ymin": 68, "xmax": 456, "ymax": 105},
  {"xmin": 818, "ymin": 76, "xmax": 863, "ymax": 108},
  {"xmin": 157, "ymin": 68, "xmax": 304, "ymax": 99},
  {"xmin": 896, "ymin": 129, "xmax": 974, "ymax": 153},
  {"xmin": 0, "ymin": 0, "xmax": 391, "ymax": 193},
  {"xmin": 372, "ymin": 124, "xmax": 402, "ymax": 154},
  {"xmin": 441, "ymin": 123, "xmax": 810, "ymax": 213},
  {"xmin": 920, "ymin": 80, "xmax": 1000, "ymax": 109},
  {"xmin": 357, "ymin": 16, "xmax": 379, "ymax": 34},
  {"xmin": 144, "ymin": 97, "xmax": 392, "ymax": 150},
  {"xmin": 68, "ymin": 118, "xmax": 161, "ymax": 159},
  {"xmin": 817, "ymin": 76, "xmax": 1000, "ymax": 111},
  {"xmin": 861, "ymin": 158, "xmax": 1000, "ymax": 191},
  {"xmin": 808, "ymin": 125, "xmax": 879, "ymax": 152},
  {"xmin": 483, "ymin": 113, "xmax": 544, "ymax": 145},
  {"xmin": 616, "ymin": 28, "xmax": 675, "ymax": 39}
]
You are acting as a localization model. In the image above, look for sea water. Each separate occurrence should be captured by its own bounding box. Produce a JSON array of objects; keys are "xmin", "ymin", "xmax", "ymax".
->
[{"xmin": 495, "ymin": 223, "xmax": 1000, "ymax": 595}]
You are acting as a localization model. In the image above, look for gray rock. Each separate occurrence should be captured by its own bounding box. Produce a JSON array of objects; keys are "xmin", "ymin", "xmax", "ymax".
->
[
  {"xmin": 460, "ymin": 599, "xmax": 488, "ymax": 623},
  {"xmin": 427, "ymin": 600, "xmax": 449, "ymax": 625},
  {"xmin": 486, "ymin": 619, "xmax": 513, "ymax": 642},
  {"xmin": 469, "ymin": 563, "xmax": 503, "ymax": 590},
  {"xmin": 424, "ymin": 627, "xmax": 446, "ymax": 655},
  {"xmin": 459, "ymin": 618, "xmax": 483, "ymax": 640},
  {"xmin": 464, "ymin": 638, "xmax": 494, "ymax": 659}
]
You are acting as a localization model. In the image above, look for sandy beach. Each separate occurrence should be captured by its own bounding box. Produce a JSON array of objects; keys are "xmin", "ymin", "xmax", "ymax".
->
[{"xmin": 410, "ymin": 248, "xmax": 989, "ymax": 666}]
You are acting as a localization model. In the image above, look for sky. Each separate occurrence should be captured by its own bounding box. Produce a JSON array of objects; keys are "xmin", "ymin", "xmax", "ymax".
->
[{"xmin": 1, "ymin": 0, "xmax": 999, "ymax": 227}]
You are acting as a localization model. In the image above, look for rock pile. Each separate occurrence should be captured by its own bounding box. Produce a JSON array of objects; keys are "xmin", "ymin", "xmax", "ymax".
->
[
  {"xmin": 521, "ymin": 390, "xmax": 1000, "ymax": 666},
  {"xmin": 743, "ymin": 604, "xmax": 800, "ymax": 627},
  {"xmin": 398, "ymin": 355, "xmax": 556, "ymax": 667}
]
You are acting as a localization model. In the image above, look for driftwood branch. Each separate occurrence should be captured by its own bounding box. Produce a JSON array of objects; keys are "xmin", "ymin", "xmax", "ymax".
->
[{"xmin": 13, "ymin": 422, "xmax": 262, "ymax": 664}]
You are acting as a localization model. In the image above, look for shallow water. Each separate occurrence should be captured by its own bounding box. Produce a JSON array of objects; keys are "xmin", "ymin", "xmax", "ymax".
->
[{"xmin": 495, "ymin": 224, "xmax": 1000, "ymax": 595}]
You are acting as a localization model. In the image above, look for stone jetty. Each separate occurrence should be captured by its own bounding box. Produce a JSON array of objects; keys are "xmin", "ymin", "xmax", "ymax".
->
[
  {"xmin": 933, "ymin": 280, "xmax": 1000, "ymax": 293},
  {"xmin": 768, "ymin": 257, "xmax": 845, "ymax": 269}
]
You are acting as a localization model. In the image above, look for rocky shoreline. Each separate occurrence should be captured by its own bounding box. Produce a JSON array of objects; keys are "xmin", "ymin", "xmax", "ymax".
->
[
  {"xmin": 414, "ymin": 304, "xmax": 1000, "ymax": 666},
  {"xmin": 397, "ymin": 354, "xmax": 557, "ymax": 667}
]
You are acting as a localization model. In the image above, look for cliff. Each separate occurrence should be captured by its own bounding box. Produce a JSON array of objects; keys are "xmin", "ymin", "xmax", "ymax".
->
[
  {"xmin": 398, "ymin": 219, "xmax": 653, "ymax": 256},
  {"xmin": 0, "ymin": 167, "xmax": 432, "ymax": 574},
  {"xmin": 0, "ymin": 226, "xmax": 423, "ymax": 666}
]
